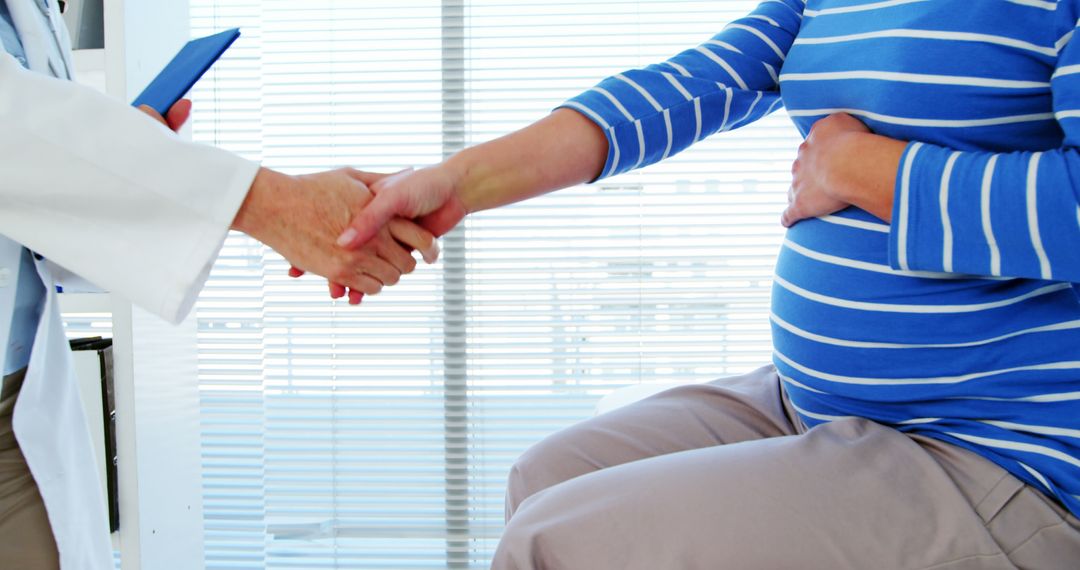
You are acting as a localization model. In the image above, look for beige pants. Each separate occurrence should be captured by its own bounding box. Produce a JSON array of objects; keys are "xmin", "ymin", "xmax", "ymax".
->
[
  {"xmin": 0, "ymin": 368, "xmax": 60, "ymax": 570},
  {"xmin": 494, "ymin": 365, "xmax": 1080, "ymax": 569}
]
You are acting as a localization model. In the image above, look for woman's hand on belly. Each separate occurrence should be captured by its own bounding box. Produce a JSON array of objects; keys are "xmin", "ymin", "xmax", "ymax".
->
[{"xmin": 783, "ymin": 113, "xmax": 907, "ymax": 227}]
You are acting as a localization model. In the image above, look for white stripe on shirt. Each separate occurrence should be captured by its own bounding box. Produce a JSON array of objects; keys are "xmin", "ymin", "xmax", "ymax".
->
[
  {"xmin": 1026, "ymin": 152, "xmax": 1052, "ymax": 279},
  {"xmin": 770, "ymin": 312, "xmax": 1080, "ymax": 349},
  {"xmin": 982, "ymin": 420, "xmax": 1080, "ymax": 440},
  {"xmin": 616, "ymin": 74, "xmax": 663, "ymax": 111},
  {"xmin": 661, "ymin": 72, "xmax": 693, "ymax": 100},
  {"xmin": 779, "ymin": 70, "xmax": 1049, "ymax": 89},
  {"xmin": 794, "ymin": 29, "xmax": 1057, "ymax": 57},
  {"xmin": 818, "ymin": 215, "xmax": 890, "ymax": 233},
  {"xmin": 783, "ymin": 239, "xmax": 973, "ymax": 279},
  {"xmin": 773, "ymin": 275, "xmax": 1071, "ymax": 313},
  {"xmin": 940, "ymin": 152, "xmax": 961, "ymax": 273},
  {"xmin": 981, "ymin": 155, "xmax": 1002, "ymax": 275},
  {"xmin": 776, "ymin": 350, "xmax": 1080, "ymax": 387},
  {"xmin": 661, "ymin": 109, "xmax": 674, "ymax": 161},
  {"xmin": 804, "ymin": 0, "xmax": 929, "ymax": 17},
  {"xmin": 705, "ymin": 39, "xmax": 744, "ymax": 54},
  {"xmin": 897, "ymin": 142, "xmax": 922, "ymax": 270},
  {"xmin": 947, "ymin": 432, "xmax": 1080, "ymax": 470},
  {"xmin": 693, "ymin": 46, "xmax": 749, "ymax": 89},
  {"xmin": 594, "ymin": 86, "xmax": 636, "ymax": 121},
  {"xmin": 726, "ymin": 23, "xmax": 786, "ymax": 61},
  {"xmin": 787, "ymin": 108, "xmax": 1055, "ymax": 128},
  {"xmin": 1006, "ymin": 0, "xmax": 1058, "ymax": 10}
]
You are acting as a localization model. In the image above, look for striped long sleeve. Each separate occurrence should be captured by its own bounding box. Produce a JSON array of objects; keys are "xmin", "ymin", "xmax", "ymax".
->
[
  {"xmin": 889, "ymin": 15, "xmax": 1080, "ymax": 283},
  {"xmin": 560, "ymin": 0, "xmax": 804, "ymax": 180}
]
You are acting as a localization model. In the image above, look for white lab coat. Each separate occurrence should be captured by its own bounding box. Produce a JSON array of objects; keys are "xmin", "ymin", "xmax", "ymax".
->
[{"xmin": 0, "ymin": 1, "xmax": 260, "ymax": 567}]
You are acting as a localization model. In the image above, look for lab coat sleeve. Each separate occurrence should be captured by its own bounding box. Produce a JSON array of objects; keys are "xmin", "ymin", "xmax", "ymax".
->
[{"xmin": 0, "ymin": 53, "xmax": 260, "ymax": 324}]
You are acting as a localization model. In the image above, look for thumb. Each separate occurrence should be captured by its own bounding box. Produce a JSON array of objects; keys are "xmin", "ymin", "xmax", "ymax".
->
[
  {"xmin": 337, "ymin": 189, "xmax": 401, "ymax": 249},
  {"xmin": 780, "ymin": 207, "xmax": 796, "ymax": 228},
  {"xmin": 137, "ymin": 104, "xmax": 169, "ymax": 128}
]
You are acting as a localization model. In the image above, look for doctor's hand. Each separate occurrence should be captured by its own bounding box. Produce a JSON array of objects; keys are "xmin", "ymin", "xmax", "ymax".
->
[
  {"xmin": 137, "ymin": 98, "xmax": 192, "ymax": 133},
  {"xmin": 231, "ymin": 167, "xmax": 437, "ymax": 303},
  {"xmin": 288, "ymin": 166, "xmax": 456, "ymax": 302},
  {"xmin": 298, "ymin": 166, "xmax": 462, "ymax": 302}
]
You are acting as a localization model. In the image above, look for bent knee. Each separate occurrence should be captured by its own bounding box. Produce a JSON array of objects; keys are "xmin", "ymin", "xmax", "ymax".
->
[
  {"xmin": 505, "ymin": 430, "xmax": 603, "ymax": 520},
  {"xmin": 505, "ymin": 443, "xmax": 567, "ymax": 519},
  {"xmin": 495, "ymin": 489, "xmax": 585, "ymax": 570}
]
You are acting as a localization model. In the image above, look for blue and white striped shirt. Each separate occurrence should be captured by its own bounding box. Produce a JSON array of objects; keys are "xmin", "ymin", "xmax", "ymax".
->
[{"xmin": 563, "ymin": 0, "xmax": 1080, "ymax": 516}]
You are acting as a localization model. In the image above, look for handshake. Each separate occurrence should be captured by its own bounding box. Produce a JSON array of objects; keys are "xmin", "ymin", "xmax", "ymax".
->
[
  {"xmin": 143, "ymin": 100, "xmax": 464, "ymax": 305},
  {"xmin": 229, "ymin": 164, "xmax": 467, "ymax": 305}
]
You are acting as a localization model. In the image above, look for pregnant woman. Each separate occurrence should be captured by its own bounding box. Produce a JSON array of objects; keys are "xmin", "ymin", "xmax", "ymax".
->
[{"xmin": 335, "ymin": 0, "xmax": 1080, "ymax": 567}]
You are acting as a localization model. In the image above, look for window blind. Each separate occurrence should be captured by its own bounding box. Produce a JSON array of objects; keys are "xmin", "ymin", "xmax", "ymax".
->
[{"xmin": 189, "ymin": 1, "xmax": 801, "ymax": 568}]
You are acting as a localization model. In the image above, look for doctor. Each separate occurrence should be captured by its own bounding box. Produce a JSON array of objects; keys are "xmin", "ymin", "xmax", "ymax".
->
[{"xmin": 0, "ymin": 1, "xmax": 438, "ymax": 568}]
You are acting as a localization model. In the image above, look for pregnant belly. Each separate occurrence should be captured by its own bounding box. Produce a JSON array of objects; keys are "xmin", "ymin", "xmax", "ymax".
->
[{"xmin": 769, "ymin": 211, "xmax": 1080, "ymax": 405}]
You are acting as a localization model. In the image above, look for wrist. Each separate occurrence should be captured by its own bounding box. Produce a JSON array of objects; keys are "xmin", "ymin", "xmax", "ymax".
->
[
  {"xmin": 442, "ymin": 152, "xmax": 476, "ymax": 215},
  {"xmin": 232, "ymin": 167, "xmax": 293, "ymax": 242},
  {"xmin": 828, "ymin": 132, "xmax": 906, "ymax": 222},
  {"xmin": 823, "ymin": 131, "xmax": 864, "ymax": 204}
]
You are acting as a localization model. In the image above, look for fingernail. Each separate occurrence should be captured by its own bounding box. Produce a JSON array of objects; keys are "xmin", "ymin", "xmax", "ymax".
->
[
  {"xmin": 337, "ymin": 228, "xmax": 358, "ymax": 247},
  {"xmin": 423, "ymin": 242, "xmax": 441, "ymax": 264}
]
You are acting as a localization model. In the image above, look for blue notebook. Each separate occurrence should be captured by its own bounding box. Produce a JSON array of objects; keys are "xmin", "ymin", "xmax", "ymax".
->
[{"xmin": 131, "ymin": 28, "xmax": 240, "ymax": 115}]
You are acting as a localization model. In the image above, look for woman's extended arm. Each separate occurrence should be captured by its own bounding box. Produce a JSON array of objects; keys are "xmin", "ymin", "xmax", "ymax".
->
[
  {"xmin": 333, "ymin": 108, "xmax": 609, "ymax": 248},
  {"xmin": 336, "ymin": 0, "xmax": 807, "ymax": 249}
]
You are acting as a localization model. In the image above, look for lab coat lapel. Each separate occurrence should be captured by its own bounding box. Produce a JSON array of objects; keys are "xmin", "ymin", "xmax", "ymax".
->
[
  {"xmin": 13, "ymin": 260, "xmax": 113, "ymax": 570},
  {"xmin": 5, "ymin": 0, "xmax": 71, "ymax": 78}
]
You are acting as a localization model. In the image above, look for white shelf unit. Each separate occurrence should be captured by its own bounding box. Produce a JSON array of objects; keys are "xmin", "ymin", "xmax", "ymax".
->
[{"xmin": 62, "ymin": 2, "xmax": 206, "ymax": 569}]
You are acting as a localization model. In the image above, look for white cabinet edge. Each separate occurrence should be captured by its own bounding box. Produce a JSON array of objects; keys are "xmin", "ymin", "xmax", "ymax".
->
[
  {"xmin": 72, "ymin": 48, "xmax": 107, "ymax": 93},
  {"xmin": 58, "ymin": 292, "xmax": 112, "ymax": 315}
]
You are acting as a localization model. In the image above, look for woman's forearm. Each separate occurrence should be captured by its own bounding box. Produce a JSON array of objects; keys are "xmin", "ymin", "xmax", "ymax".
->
[
  {"xmin": 829, "ymin": 131, "xmax": 907, "ymax": 223},
  {"xmin": 444, "ymin": 108, "xmax": 609, "ymax": 213}
]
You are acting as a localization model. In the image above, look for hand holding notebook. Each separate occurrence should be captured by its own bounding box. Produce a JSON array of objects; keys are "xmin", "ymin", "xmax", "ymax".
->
[{"xmin": 131, "ymin": 27, "xmax": 240, "ymax": 115}]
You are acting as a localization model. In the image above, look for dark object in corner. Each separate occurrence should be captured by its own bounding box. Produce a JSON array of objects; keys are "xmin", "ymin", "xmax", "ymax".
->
[{"xmin": 69, "ymin": 336, "xmax": 118, "ymax": 533}]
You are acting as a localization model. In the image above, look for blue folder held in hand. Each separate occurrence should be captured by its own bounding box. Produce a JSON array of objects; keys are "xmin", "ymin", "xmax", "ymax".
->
[{"xmin": 131, "ymin": 28, "xmax": 240, "ymax": 115}]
